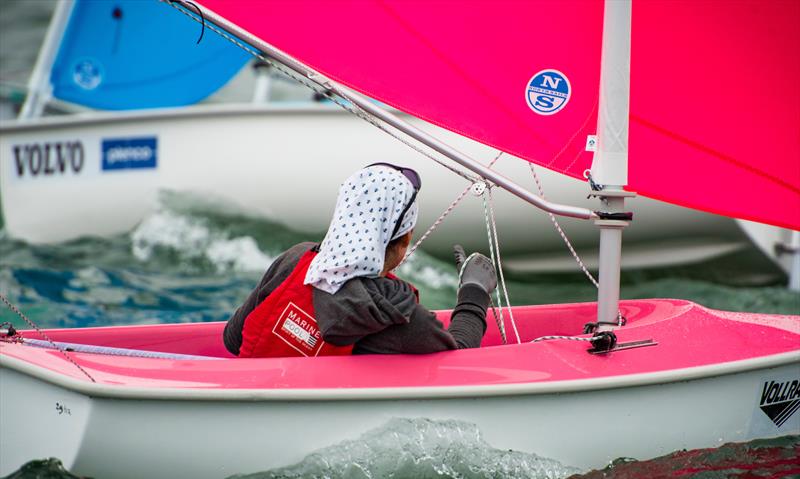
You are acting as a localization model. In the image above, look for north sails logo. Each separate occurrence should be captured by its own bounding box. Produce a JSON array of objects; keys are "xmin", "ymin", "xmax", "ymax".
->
[
  {"xmin": 759, "ymin": 379, "xmax": 800, "ymax": 427},
  {"xmin": 526, "ymin": 69, "xmax": 571, "ymax": 116}
]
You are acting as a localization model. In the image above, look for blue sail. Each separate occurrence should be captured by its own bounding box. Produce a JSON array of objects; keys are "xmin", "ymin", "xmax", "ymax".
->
[{"xmin": 49, "ymin": 0, "xmax": 249, "ymax": 110}]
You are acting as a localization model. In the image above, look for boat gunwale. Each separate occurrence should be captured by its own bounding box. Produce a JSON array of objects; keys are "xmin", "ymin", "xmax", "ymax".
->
[{"xmin": 1, "ymin": 349, "xmax": 797, "ymax": 402}]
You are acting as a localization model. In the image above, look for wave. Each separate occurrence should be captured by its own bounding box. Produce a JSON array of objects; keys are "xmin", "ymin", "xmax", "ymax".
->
[
  {"xmin": 228, "ymin": 418, "xmax": 580, "ymax": 479},
  {"xmin": 131, "ymin": 209, "xmax": 274, "ymax": 274}
]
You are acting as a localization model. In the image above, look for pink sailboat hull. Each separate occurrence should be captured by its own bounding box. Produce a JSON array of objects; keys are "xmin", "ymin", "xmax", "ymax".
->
[
  {"xmin": 2, "ymin": 299, "xmax": 798, "ymax": 477},
  {"xmin": 2, "ymin": 299, "xmax": 798, "ymax": 390}
]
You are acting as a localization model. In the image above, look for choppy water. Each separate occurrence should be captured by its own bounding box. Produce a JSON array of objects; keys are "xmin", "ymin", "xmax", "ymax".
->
[{"xmin": 1, "ymin": 191, "xmax": 797, "ymax": 333}]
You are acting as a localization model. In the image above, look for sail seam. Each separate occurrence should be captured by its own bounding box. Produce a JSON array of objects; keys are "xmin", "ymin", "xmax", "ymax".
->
[{"xmin": 631, "ymin": 115, "xmax": 800, "ymax": 196}]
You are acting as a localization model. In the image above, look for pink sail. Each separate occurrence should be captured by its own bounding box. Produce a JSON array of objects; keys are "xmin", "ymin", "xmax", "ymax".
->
[
  {"xmin": 629, "ymin": 0, "xmax": 800, "ymax": 230},
  {"xmin": 196, "ymin": 0, "xmax": 604, "ymax": 181},
  {"xmin": 194, "ymin": 0, "xmax": 798, "ymax": 230}
]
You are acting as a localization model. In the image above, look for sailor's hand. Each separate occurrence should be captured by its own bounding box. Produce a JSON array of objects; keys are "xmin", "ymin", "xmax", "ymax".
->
[{"xmin": 457, "ymin": 249, "xmax": 497, "ymax": 294}]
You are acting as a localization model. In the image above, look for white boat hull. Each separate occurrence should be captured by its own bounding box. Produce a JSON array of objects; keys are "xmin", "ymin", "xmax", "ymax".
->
[
  {"xmin": 2, "ymin": 358, "xmax": 797, "ymax": 478},
  {"xmin": 0, "ymin": 104, "xmax": 747, "ymax": 269}
]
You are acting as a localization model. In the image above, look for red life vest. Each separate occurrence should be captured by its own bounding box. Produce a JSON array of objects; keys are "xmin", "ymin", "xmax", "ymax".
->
[{"xmin": 238, "ymin": 249, "xmax": 354, "ymax": 358}]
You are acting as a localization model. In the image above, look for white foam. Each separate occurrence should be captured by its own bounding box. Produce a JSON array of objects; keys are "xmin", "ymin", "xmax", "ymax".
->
[
  {"xmin": 206, "ymin": 236, "xmax": 274, "ymax": 273},
  {"xmin": 131, "ymin": 211, "xmax": 273, "ymax": 273},
  {"xmin": 237, "ymin": 417, "xmax": 580, "ymax": 479},
  {"xmin": 131, "ymin": 211, "xmax": 209, "ymax": 261}
]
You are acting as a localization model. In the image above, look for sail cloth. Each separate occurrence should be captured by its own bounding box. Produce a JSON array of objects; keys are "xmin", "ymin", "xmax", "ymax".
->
[
  {"xmin": 194, "ymin": 0, "xmax": 604, "ymax": 181},
  {"xmin": 629, "ymin": 0, "xmax": 800, "ymax": 231},
  {"xmin": 191, "ymin": 0, "xmax": 798, "ymax": 230},
  {"xmin": 50, "ymin": 0, "xmax": 249, "ymax": 110}
]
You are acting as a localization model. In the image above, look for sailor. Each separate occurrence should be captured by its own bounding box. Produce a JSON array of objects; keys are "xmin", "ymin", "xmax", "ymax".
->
[{"xmin": 223, "ymin": 163, "xmax": 496, "ymax": 357}]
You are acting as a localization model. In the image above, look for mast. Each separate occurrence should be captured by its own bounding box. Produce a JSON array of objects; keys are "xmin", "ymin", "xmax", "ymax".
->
[
  {"xmin": 251, "ymin": 60, "xmax": 273, "ymax": 104},
  {"xmin": 19, "ymin": 0, "xmax": 74, "ymax": 120},
  {"xmin": 590, "ymin": 0, "xmax": 633, "ymax": 331}
]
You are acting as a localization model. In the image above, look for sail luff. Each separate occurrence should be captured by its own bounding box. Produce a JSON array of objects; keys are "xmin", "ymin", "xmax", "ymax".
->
[{"xmin": 591, "ymin": 0, "xmax": 631, "ymax": 187}]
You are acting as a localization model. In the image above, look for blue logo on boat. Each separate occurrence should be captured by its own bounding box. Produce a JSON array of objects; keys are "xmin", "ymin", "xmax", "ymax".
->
[
  {"xmin": 102, "ymin": 137, "xmax": 158, "ymax": 171},
  {"xmin": 72, "ymin": 58, "xmax": 104, "ymax": 90},
  {"xmin": 526, "ymin": 69, "xmax": 571, "ymax": 115}
]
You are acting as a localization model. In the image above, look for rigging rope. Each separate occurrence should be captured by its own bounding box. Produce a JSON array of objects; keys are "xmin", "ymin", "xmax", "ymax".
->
[
  {"xmin": 530, "ymin": 335, "xmax": 596, "ymax": 343},
  {"xmin": 399, "ymin": 184, "xmax": 472, "ymax": 266},
  {"xmin": 479, "ymin": 192, "xmax": 507, "ymax": 344},
  {"xmin": 529, "ymin": 163, "xmax": 625, "ymax": 328},
  {"xmin": 399, "ymin": 151, "xmax": 504, "ymax": 266},
  {"xmin": 486, "ymin": 187, "xmax": 521, "ymax": 344},
  {"xmin": 529, "ymin": 163, "xmax": 599, "ymax": 288},
  {"xmin": 0, "ymin": 293, "xmax": 96, "ymax": 383}
]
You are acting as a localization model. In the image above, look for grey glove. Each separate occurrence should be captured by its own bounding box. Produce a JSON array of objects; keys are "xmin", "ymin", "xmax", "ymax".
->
[{"xmin": 453, "ymin": 244, "xmax": 497, "ymax": 294}]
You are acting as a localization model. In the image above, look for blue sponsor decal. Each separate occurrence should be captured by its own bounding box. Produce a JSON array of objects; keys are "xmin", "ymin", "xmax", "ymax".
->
[
  {"xmin": 102, "ymin": 137, "xmax": 157, "ymax": 171},
  {"xmin": 526, "ymin": 69, "xmax": 571, "ymax": 116}
]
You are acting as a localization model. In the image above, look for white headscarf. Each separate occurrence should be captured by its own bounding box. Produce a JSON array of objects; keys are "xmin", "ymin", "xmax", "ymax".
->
[{"xmin": 304, "ymin": 165, "xmax": 419, "ymax": 294}]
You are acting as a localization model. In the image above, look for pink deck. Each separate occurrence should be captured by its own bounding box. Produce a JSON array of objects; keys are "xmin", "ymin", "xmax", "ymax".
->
[{"xmin": 2, "ymin": 299, "xmax": 798, "ymax": 390}]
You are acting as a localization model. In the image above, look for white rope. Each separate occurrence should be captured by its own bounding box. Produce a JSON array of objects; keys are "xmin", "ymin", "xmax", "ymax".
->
[
  {"xmin": 529, "ymin": 163, "xmax": 599, "ymax": 288},
  {"xmin": 484, "ymin": 188, "xmax": 521, "ymax": 344},
  {"xmin": 481, "ymin": 192, "xmax": 510, "ymax": 344},
  {"xmin": 529, "ymin": 163, "xmax": 625, "ymax": 327},
  {"xmin": 531, "ymin": 335, "xmax": 595, "ymax": 343},
  {"xmin": 399, "ymin": 152, "xmax": 505, "ymax": 266},
  {"xmin": 399, "ymin": 184, "xmax": 471, "ymax": 267},
  {"xmin": 21, "ymin": 338, "xmax": 220, "ymax": 360}
]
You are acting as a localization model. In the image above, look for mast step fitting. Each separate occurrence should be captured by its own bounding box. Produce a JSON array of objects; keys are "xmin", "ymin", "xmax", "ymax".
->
[
  {"xmin": 587, "ymin": 331, "xmax": 617, "ymax": 353},
  {"xmin": 589, "ymin": 338, "xmax": 658, "ymax": 355}
]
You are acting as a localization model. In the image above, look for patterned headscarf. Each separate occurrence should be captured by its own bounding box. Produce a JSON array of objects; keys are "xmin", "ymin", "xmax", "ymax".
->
[{"xmin": 304, "ymin": 165, "xmax": 419, "ymax": 294}]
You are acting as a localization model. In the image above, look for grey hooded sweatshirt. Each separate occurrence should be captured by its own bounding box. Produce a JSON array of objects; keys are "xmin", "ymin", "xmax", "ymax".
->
[{"xmin": 223, "ymin": 242, "xmax": 488, "ymax": 355}]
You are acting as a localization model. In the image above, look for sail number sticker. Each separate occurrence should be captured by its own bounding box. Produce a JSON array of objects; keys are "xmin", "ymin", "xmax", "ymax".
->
[{"xmin": 526, "ymin": 69, "xmax": 571, "ymax": 116}]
